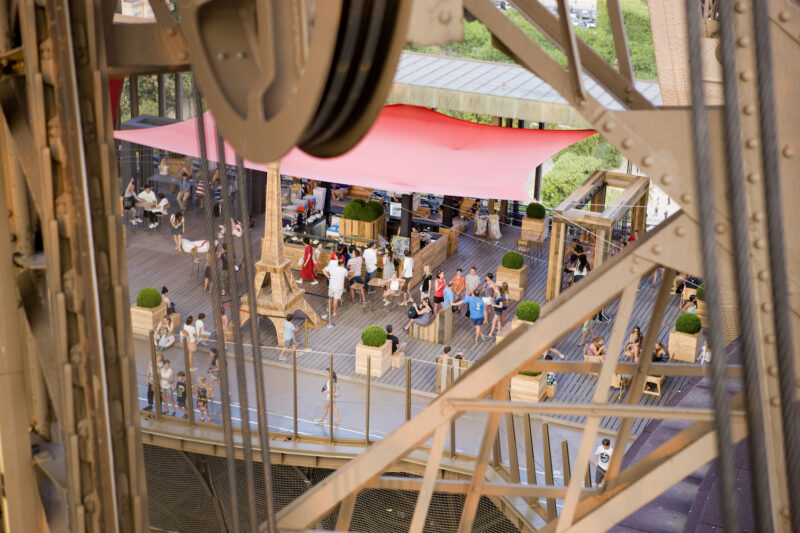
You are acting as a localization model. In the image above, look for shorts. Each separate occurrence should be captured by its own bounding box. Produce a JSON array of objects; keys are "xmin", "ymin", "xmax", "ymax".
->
[
  {"xmin": 352, "ymin": 276, "xmax": 364, "ymax": 285},
  {"xmin": 160, "ymin": 387, "xmax": 172, "ymax": 396},
  {"xmin": 471, "ymin": 317, "xmax": 484, "ymax": 326},
  {"xmin": 329, "ymin": 287, "xmax": 344, "ymax": 300},
  {"xmin": 482, "ymin": 297, "xmax": 493, "ymax": 306},
  {"xmin": 187, "ymin": 341, "xmax": 197, "ymax": 351},
  {"xmin": 284, "ymin": 338, "xmax": 296, "ymax": 347},
  {"xmin": 434, "ymin": 295, "xmax": 444, "ymax": 304},
  {"xmin": 365, "ymin": 270, "xmax": 376, "ymax": 282},
  {"xmin": 595, "ymin": 467, "xmax": 606, "ymax": 485},
  {"xmin": 197, "ymin": 404, "xmax": 208, "ymax": 413},
  {"xmin": 573, "ymin": 274, "xmax": 585, "ymax": 283}
]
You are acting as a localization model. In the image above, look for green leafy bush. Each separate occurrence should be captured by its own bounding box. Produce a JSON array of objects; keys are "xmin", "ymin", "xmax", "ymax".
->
[
  {"xmin": 675, "ymin": 312, "xmax": 702, "ymax": 335},
  {"xmin": 519, "ymin": 355, "xmax": 544, "ymax": 377},
  {"xmin": 501, "ymin": 251, "xmax": 524, "ymax": 269},
  {"xmin": 342, "ymin": 200, "xmax": 364, "ymax": 220},
  {"xmin": 525, "ymin": 202, "xmax": 546, "ymax": 219},
  {"xmin": 515, "ymin": 301, "xmax": 540, "ymax": 323},
  {"xmin": 136, "ymin": 287, "xmax": 162, "ymax": 308},
  {"xmin": 696, "ymin": 284, "xmax": 705, "ymax": 301},
  {"xmin": 361, "ymin": 325, "xmax": 388, "ymax": 347},
  {"xmin": 363, "ymin": 201, "xmax": 385, "ymax": 221}
]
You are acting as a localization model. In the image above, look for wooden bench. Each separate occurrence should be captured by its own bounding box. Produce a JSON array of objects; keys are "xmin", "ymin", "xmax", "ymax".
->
[
  {"xmin": 345, "ymin": 186, "xmax": 373, "ymax": 201},
  {"xmin": 409, "ymin": 307, "xmax": 454, "ymax": 344}
]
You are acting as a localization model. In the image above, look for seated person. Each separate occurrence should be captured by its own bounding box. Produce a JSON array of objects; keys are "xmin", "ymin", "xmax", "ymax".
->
[
  {"xmin": 625, "ymin": 326, "xmax": 643, "ymax": 362},
  {"xmin": 385, "ymin": 324, "xmax": 406, "ymax": 354},
  {"xmin": 681, "ymin": 294, "xmax": 698, "ymax": 314},
  {"xmin": 382, "ymin": 271, "xmax": 402, "ymax": 306},
  {"xmin": 155, "ymin": 316, "xmax": 175, "ymax": 351},
  {"xmin": 404, "ymin": 297, "xmax": 434, "ymax": 331},
  {"xmin": 652, "ymin": 341, "xmax": 669, "ymax": 363},
  {"xmin": 151, "ymin": 192, "xmax": 170, "ymax": 216},
  {"xmin": 331, "ymin": 184, "xmax": 350, "ymax": 200},
  {"xmin": 585, "ymin": 337, "xmax": 607, "ymax": 360}
]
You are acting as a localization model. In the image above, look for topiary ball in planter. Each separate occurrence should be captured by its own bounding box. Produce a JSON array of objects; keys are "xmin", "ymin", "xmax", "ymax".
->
[
  {"xmin": 525, "ymin": 202, "xmax": 546, "ymax": 219},
  {"xmin": 695, "ymin": 283, "xmax": 705, "ymax": 301},
  {"xmin": 136, "ymin": 287, "xmax": 162, "ymax": 308},
  {"xmin": 363, "ymin": 201, "xmax": 385, "ymax": 222},
  {"xmin": 675, "ymin": 312, "xmax": 702, "ymax": 334},
  {"xmin": 502, "ymin": 251, "xmax": 524, "ymax": 269},
  {"xmin": 516, "ymin": 301, "xmax": 540, "ymax": 322},
  {"xmin": 361, "ymin": 325, "xmax": 387, "ymax": 347},
  {"xmin": 342, "ymin": 201, "xmax": 363, "ymax": 220}
]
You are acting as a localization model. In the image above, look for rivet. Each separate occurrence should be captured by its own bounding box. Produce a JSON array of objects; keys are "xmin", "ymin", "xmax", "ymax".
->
[
  {"xmin": 676, "ymin": 227, "xmax": 687, "ymax": 237},
  {"xmin": 652, "ymin": 244, "xmax": 663, "ymax": 255},
  {"xmin": 754, "ymin": 238, "xmax": 766, "ymax": 249},
  {"xmin": 761, "ymin": 302, "xmax": 773, "ymax": 312},
  {"xmin": 739, "ymin": 70, "xmax": 753, "ymax": 82},
  {"xmin": 633, "ymin": 256, "xmax": 642, "ymax": 264},
  {"xmin": 770, "ymin": 396, "xmax": 780, "ymax": 407},
  {"xmin": 743, "ymin": 104, "xmax": 755, "ymax": 115},
  {"xmin": 746, "ymin": 138, "xmax": 758, "ymax": 149},
  {"xmin": 681, "ymin": 193, "xmax": 692, "ymax": 203},
  {"xmin": 783, "ymin": 146, "xmax": 795, "ymax": 158},
  {"xmin": 661, "ymin": 174, "xmax": 673, "ymax": 186},
  {"xmin": 766, "ymin": 333, "xmax": 776, "ymax": 344},
  {"xmin": 715, "ymin": 223, "xmax": 726, "ymax": 234},
  {"xmin": 758, "ymin": 270, "xmax": 769, "ymax": 281},
  {"xmin": 165, "ymin": 27, "xmax": 176, "ymax": 36},
  {"xmin": 629, "ymin": 266, "xmax": 638, "ymax": 274},
  {"xmin": 217, "ymin": 52, "xmax": 228, "ymax": 60},
  {"xmin": 603, "ymin": 121, "xmax": 615, "ymax": 132},
  {"xmin": 625, "ymin": 85, "xmax": 634, "ymax": 93},
  {"xmin": 236, "ymin": 51, "xmax": 247, "ymax": 59},
  {"xmin": 747, "ymin": 173, "xmax": 761, "ymax": 183},
  {"xmin": 734, "ymin": 1, "xmax": 747, "ymax": 13},
  {"xmin": 84, "ymin": 495, "xmax": 96, "ymax": 513},
  {"xmin": 753, "ymin": 212, "xmax": 764, "ymax": 222},
  {"xmin": 438, "ymin": 10, "xmax": 452, "ymax": 23},
  {"xmin": 778, "ymin": 11, "xmax": 790, "ymax": 22},
  {"xmin": 781, "ymin": 507, "xmax": 792, "ymax": 519},
  {"xmin": 177, "ymin": 51, "xmax": 188, "ymax": 61},
  {"xmin": 642, "ymin": 156, "xmax": 654, "ymax": 167},
  {"xmin": 622, "ymin": 138, "xmax": 633, "ymax": 149},
  {"xmin": 625, "ymin": 95, "xmax": 635, "ymax": 104},
  {"xmin": 736, "ymin": 36, "xmax": 750, "ymax": 48},
  {"xmin": 767, "ymin": 364, "xmax": 778, "ymax": 376}
]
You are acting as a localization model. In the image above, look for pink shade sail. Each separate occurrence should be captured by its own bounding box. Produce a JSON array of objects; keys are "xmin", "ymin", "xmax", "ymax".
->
[{"xmin": 114, "ymin": 104, "xmax": 595, "ymax": 201}]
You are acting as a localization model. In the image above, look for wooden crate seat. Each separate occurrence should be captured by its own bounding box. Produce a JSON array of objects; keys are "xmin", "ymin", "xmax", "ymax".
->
[{"xmin": 409, "ymin": 308, "xmax": 454, "ymax": 344}]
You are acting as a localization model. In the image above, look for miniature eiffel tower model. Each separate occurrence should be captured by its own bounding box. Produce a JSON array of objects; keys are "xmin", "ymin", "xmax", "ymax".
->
[{"xmin": 236, "ymin": 161, "xmax": 321, "ymax": 345}]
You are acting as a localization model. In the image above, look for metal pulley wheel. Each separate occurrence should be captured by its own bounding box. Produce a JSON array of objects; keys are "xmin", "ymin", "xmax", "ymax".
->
[{"xmin": 171, "ymin": 0, "xmax": 411, "ymax": 162}]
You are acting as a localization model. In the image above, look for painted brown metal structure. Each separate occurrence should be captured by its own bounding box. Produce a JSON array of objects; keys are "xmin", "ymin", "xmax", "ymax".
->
[{"xmin": 0, "ymin": 0, "xmax": 798, "ymax": 532}]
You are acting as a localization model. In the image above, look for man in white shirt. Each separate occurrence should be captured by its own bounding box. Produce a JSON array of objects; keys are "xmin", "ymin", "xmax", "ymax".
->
[
  {"xmin": 323, "ymin": 259, "xmax": 349, "ymax": 316},
  {"xmin": 594, "ymin": 438, "xmax": 614, "ymax": 487},
  {"xmin": 159, "ymin": 359, "xmax": 175, "ymax": 415},
  {"xmin": 401, "ymin": 249, "xmax": 414, "ymax": 304},
  {"xmin": 363, "ymin": 242, "xmax": 378, "ymax": 285},
  {"xmin": 137, "ymin": 185, "xmax": 158, "ymax": 228},
  {"xmin": 195, "ymin": 313, "xmax": 211, "ymax": 345}
]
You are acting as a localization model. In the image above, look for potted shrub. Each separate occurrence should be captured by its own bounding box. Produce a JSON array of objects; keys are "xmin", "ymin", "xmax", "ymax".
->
[
  {"xmin": 496, "ymin": 251, "xmax": 528, "ymax": 300},
  {"xmin": 355, "ymin": 325, "xmax": 392, "ymax": 377},
  {"xmin": 521, "ymin": 202, "xmax": 547, "ymax": 238},
  {"xmin": 497, "ymin": 301, "xmax": 539, "ymax": 344},
  {"xmin": 668, "ymin": 312, "xmax": 703, "ymax": 363},
  {"xmin": 510, "ymin": 356, "xmax": 547, "ymax": 402},
  {"xmin": 695, "ymin": 283, "xmax": 707, "ymax": 327},
  {"xmin": 341, "ymin": 199, "xmax": 386, "ymax": 240},
  {"xmin": 130, "ymin": 287, "xmax": 167, "ymax": 336}
]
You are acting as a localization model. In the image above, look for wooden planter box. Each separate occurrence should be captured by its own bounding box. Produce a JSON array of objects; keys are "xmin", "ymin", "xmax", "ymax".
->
[
  {"xmin": 355, "ymin": 340, "xmax": 392, "ymax": 377},
  {"xmin": 435, "ymin": 356, "xmax": 473, "ymax": 393},
  {"xmin": 695, "ymin": 300, "xmax": 707, "ymax": 328},
  {"xmin": 669, "ymin": 329, "xmax": 702, "ymax": 363},
  {"xmin": 495, "ymin": 317, "xmax": 530, "ymax": 344},
  {"xmin": 496, "ymin": 264, "xmax": 529, "ymax": 300},
  {"xmin": 521, "ymin": 217, "xmax": 545, "ymax": 238},
  {"xmin": 438, "ymin": 227, "xmax": 458, "ymax": 256},
  {"xmin": 341, "ymin": 213, "xmax": 387, "ymax": 241},
  {"xmin": 130, "ymin": 303, "xmax": 167, "ymax": 336},
  {"xmin": 510, "ymin": 373, "xmax": 547, "ymax": 402}
]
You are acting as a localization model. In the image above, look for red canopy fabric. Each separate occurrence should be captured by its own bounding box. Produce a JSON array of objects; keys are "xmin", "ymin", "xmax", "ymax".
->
[{"xmin": 114, "ymin": 104, "xmax": 594, "ymax": 201}]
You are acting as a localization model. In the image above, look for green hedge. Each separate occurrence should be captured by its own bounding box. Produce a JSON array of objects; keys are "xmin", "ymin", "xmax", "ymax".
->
[
  {"xmin": 136, "ymin": 287, "xmax": 162, "ymax": 308},
  {"xmin": 675, "ymin": 312, "xmax": 702, "ymax": 334},
  {"xmin": 525, "ymin": 202, "xmax": 546, "ymax": 219},
  {"xmin": 515, "ymin": 301, "xmax": 540, "ymax": 322},
  {"xmin": 519, "ymin": 355, "xmax": 544, "ymax": 377},
  {"xmin": 501, "ymin": 251, "xmax": 524, "ymax": 269},
  {"xmin": 696, "ymin": 283, "xmax": 705, "ymax": 301},
  {"xmin": 361, "ymin": 325, "xmax": 387, "ymax": 347},
  {"xmin": 343, "ymin": 199, "xmax": 384, "ymax": 222}
]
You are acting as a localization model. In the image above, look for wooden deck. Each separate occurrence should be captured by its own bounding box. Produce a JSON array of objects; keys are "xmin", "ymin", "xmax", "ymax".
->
[{"xmin": 126, "ymin": 205, "xmax": 690, "ymax": 436}]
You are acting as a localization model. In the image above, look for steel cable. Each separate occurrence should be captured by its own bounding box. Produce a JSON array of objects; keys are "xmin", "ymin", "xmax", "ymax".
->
[
  {"xmin": 716, "ymin": 0, "xmax": 774, "ymax": 529},
  {"xmin": 193, "ymin": 81, "xmax": 241, "ymax": 532},
  {"xmin": 750, "ymin": 0, "xmax": 800, "ymax": 527},
  {"xmin": 215, "ymin": 128, "xmax": 259, "ymax": 532},
  {"xmin": 683, "ymin": 1, "xmax": 741, "ymax": 531}
]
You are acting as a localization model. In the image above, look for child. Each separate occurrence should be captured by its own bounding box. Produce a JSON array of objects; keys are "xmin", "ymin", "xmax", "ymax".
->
[
  {"xmin": 195, "ymin": 376, "xmax": 212, "ymax": 422},
  {"xmin": 175, "ymin": 371, "xmax": 188, "ymax": 418},
  {"xmin": 196, "ymin": 313, "xmax": 211, "ymax": 345},
  {"xmin": 159, "ymin": 359, "xmax": 175, "ymax": 415},
  {"xmin": 279, "ymin": 313, "xmax": 296, "ymax": 361}
]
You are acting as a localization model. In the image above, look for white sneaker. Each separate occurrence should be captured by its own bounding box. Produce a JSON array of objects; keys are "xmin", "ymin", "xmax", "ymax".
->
[
  {"xmin": 297, "ymin": 279, "xmax": 303, "ymax": 284},
  {"xmin": 311, "ymin": 280, "xmax": 319, "ymax": 285}
]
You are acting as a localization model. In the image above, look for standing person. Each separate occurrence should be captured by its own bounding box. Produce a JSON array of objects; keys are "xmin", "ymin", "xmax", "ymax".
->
[
  {"xmin": 401, "ymin": 249, "xmax": 414, "ymax": 305},
  {"xmin": 464, "ymin": 289, "xmax": 488, "ymax": 343},
  {"xmin": 465, "ymin": 266, "xmax": 480, "ymax": 296},
  {"xmin": 322, "ymin": 258, "xmax": 348, "ymax": 317},
  {"xmin": 207, "ymin": 348, "xmax": 220, "ymax": 393},
  {"xmin": 381, "ymin": 246, "xmax": 395, "ymax": 282},
  {"xmin": 487, "ymin": 284, "xmax": 508, "ymax": 336},
  {"xmin": 363, "ymin": 242, "xmax": 378, "ymax": 286},
  {"xmin": 203, "ymin": 261, "xmax": 212, "ymax": 292},
  {"xmin": 195, "ymin": 313, "xmax": 211, "ymax": 345},
  {"xmin": 627, "ymin": 229, "xmax": 640, "ymax": 243},
  {"xmin": 175, "ymin": 371, "xmax": 189, "ymax": 418},
  {"xmin": 315, "ymin": 368, "xmax": 340, "ymax": 425},
  {"xmin": 143, "ymin": 353, "xmax": 164, "ymax": 411},
  {"xmin": 578, "ymin": 315, "xmax": 595, "ymax": 347},
  {"xmin": 195, "ymin": 376, "xmax": 212, "ymax": 422},
  {"xmin": 159, "ymin": 359, "xmax": 175, "ymax": 415},
  {"xmin": 347, "ymin": 248, "xmax": 366, "ymax": 304},
  {"xmin": 451, "ymin": 269, "xmax": 466, "ymax": 312},
  {"xmin": 219, "ymin": 243, "xmax": 230, "ymax": 296},
  {"xmin": 385, "ymin": 325, "xmax": 406, "ymax": 354},
  {"xmin": 298, "ymin": 237, "xmax": 317, "ymax": 284},
  {"xmin": 310, "ymin": 242, "xmax": 323, "ymax": 285},
  {"xmin": 573, "ymin": 254, "xmax": 591, "ymax": 283},
  {"xmin": 123, "ymin": 177, "xmax": 142, "ymax": 224},
  {"xmin": 443, "ymin": 280, "xmax": 457, "ymax": 310},
  {"xmin": 419, "ymin": 265, "xmax": 433, "ymax": 300},
  {"xmin": 698, "ymin": 339, "xmax": 711, "ymax": 364},
  {"xmin": 195, "ymin": 170, "xmax": 207, "ymax": 208},
  {"xmin": 481, "ymin": 273, "xmax": 496, "ymax": 321},
  {"xmin": 180, "ymin": 316, "xmax": 198, "ymax": 371},
  {"xmin": 177, "ymin": 160, "xmax": 192, "ymax": 211},
  {"xmin": 594, "ymin": 438, "xmax": 614, "ymax": 488},
  {"xmin": 137, "ymin": 185, "xmax": 158, "ymax": 228},
  {"xmin": 170, "ymin": 212, "xmax": 185, "ymax": 251},
  {"xmin": 432, "ymin": 270, "xmax": 446, "ymax": 313},
  {"xmin": 279, "ymin": 313, "xmax": 296, "ymax": 361}
]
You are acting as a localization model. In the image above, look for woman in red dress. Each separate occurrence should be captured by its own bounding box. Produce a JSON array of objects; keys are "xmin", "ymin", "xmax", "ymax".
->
[{"xmin": 299, "ymin": 237, "xmax": 317, "ymax": 284}]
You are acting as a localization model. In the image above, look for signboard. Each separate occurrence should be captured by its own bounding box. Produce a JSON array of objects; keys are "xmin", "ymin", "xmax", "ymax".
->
[
  {"xmin": 389, "ymin": 201, "xmax": 402, "ymax": 217},
  {"xmin": 391, "ymin": 235, "xmax": 410, "ymax": 257}
]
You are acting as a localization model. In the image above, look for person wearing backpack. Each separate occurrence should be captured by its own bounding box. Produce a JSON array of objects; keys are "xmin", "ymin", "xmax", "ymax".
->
[{"xmin": 315, "ymin": 368, "xmax": 340, "ymax": 425}]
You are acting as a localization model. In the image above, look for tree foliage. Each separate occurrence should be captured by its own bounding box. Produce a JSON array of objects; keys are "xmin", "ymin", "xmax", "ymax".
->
[{"xmin": 541, "ymin": 153, "xmax": 603, "ymax": 206}]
